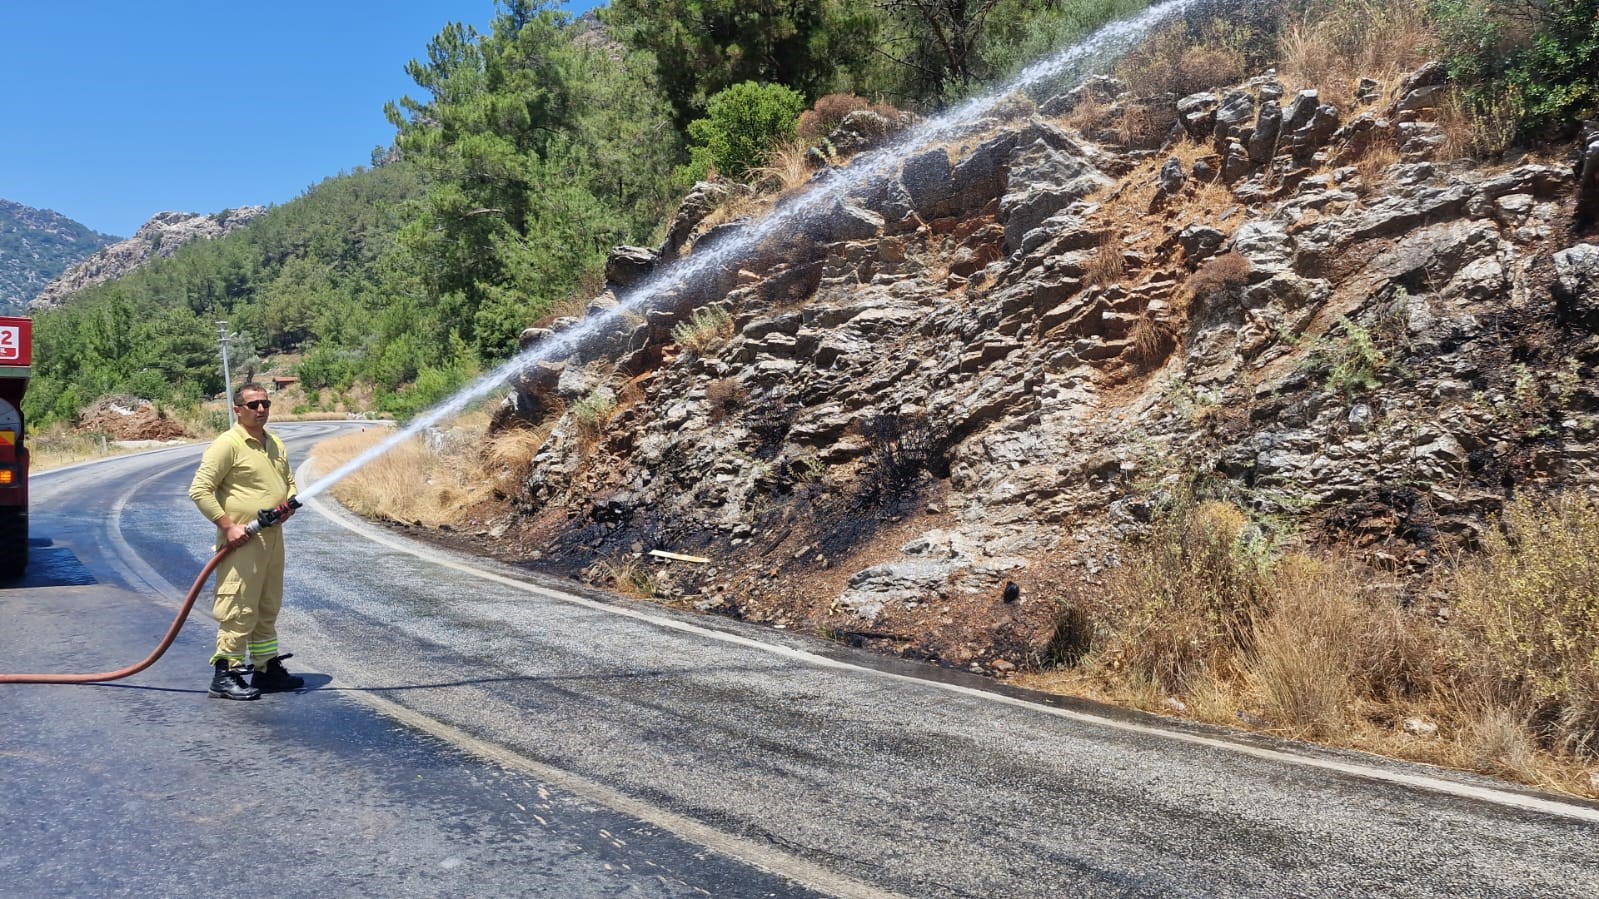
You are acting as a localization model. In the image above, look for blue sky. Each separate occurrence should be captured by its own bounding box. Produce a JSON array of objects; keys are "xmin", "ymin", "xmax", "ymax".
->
[{"xmin": 1, "ymin": 1, "xmax": 604, "ymax": 238}]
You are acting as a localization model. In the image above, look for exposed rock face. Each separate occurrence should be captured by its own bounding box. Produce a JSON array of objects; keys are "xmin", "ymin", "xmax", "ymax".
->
[
  {"xmin": 30, "ymin": 206, "xmax": 266, "ymax": 308},
  {"xmin": 468, "ymin": 62, "xmax": 1599, "ymax": 673}
]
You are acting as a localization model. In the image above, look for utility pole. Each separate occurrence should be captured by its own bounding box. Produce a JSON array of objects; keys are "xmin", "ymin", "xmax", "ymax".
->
[{"xmin": 216, "ymin": 321, "xmax": 235, "ymax": 427}]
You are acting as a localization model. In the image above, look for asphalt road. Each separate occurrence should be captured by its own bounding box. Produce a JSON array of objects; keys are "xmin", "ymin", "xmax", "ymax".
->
[{"xmin": 3, "ymin": 422, "xmax": 1597, "ymax": 898}]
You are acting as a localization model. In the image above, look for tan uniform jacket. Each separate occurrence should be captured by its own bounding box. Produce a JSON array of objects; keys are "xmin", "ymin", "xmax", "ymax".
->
[{"xmin": 188, "ymin": 424, "xmax": 296, "ymax": 542}]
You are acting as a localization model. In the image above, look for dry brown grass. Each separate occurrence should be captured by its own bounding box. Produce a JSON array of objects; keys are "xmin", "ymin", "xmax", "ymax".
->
[
  {"xmin": 1119, "ymin": 101, "xmax": 1181, "ymax": 150},
  {"xmin": 594, "ymin": 554, "xmax": 660, "ymax": 599},
  {"xmin": 1188, "ymin": 250, "xmax": 1252, "ymax": 296},
  {"xmin": 1127, "ymin": 312, "xmax": 1175, "ymax": 370},
  {"xmin": 705, "ymin": 376, "xmax": 748, "ymax": 423},
  {"xmin": 796, "ymin": 93, "xmax": 902, "ymax": 143},
  {"xmin": 309, "ymin": 416, "xmax": 492, "ymax": 528},
  {"xmin": 1446, "ymin": 493, "xmax": 1599, "ymax": 759},
  {"xmin": 1244, "ymin": 554, "xmax": 1367, "ymax": 739},
  {"xmin": 1436, "ymin": 88, "xmax": 1521, "ymax": 160},
  {"xmin": 28, "ymin": 431, "xmax": 179, "ymax": 471},
  {"xmin": 1353, "ymin": 140, "xmax": 1401, "ymax": 193},
  {"xmin": 1093, "ymin": 498, "xmax": 1266, "ymax": 691},
  {"xmin": 482, "ymin": 421, "xmax": 556, "ymax": 494},
  {"xmin": 1084, "ymin": 233, "xmax": 1128, "ymax": 287},
  {"xmin": 751, "ymin": 140, "xmax": 816, "ymax": 195},
  {"xmin": 690, "ymin": 188, "xmax": 768, "ymax": 243},
  {"xmin": 1060, "ymin": 91, "xmax": 1114, "ymax": 136},
  {"xmin": 1115, "ymin": 21, "xmax": 1249, "ymax": 98},
  {"xmin": 1024, "ymin": 489, "xmax": 1599, "ymax": 797},
  {"xmin": 529, "ymin": 290, "xmax": 594, "ymax": 329},
  {"xmin": 1276, "ymin": 0, "xmax": 1433, "ymax": 108}
]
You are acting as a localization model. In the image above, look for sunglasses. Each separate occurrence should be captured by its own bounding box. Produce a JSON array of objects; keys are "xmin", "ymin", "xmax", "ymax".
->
[{"xmin": 240, "ymin": 400, "xmax": 272, "ymax": 411}]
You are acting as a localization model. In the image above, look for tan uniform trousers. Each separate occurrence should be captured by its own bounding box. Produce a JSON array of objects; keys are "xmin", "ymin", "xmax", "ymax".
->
[{"xmin": 210, "ymin": 527, "xmax": 285, "ymax": 669}]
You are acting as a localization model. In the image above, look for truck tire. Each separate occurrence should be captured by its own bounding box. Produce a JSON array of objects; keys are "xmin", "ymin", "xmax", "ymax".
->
[{"xmin": 0, "ymin": 508, "xmax": 27, "ymax": 579}]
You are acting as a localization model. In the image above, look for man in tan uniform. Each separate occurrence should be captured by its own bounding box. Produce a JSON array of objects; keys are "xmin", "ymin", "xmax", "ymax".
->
[{"xmin": 189, "ymin": 383, "xmax": 302, "ymax": 700}]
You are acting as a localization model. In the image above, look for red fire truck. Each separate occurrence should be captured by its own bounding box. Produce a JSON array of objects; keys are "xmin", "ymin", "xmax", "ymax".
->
[{"xmin": 0, "ymin": 316, "xmax": 31, "ymax": 578}]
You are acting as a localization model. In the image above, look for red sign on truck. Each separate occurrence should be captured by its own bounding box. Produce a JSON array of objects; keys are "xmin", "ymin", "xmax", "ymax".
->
[{"xmin": 0, "ymin": 317, "xmax": 31, "ymax": 366}]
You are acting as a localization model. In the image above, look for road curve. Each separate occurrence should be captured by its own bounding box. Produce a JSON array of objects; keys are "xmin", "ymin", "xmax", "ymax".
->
[{"xmin": 5, "ymin": 423, "xmax": 1598, "ymax": 898}]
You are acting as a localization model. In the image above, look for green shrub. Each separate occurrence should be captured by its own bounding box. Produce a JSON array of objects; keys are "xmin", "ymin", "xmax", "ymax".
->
[
  {"xmin": 1449, "ymin": 493, "xmax": 1599, "ymax": 757},
  {"xmin": 1098, "ymin": 494, "xmax": 1272, "ymax": 690},
  {"xmin": 1432, "ymin": 0, "xmax": 1599, "ymax": 140},
  {"xmin": 671, "ymin": 306, "xmax": 735, "ymax": 355},
  {"xmin": 1304, "ymin": 317, "xmax": 1383, "ymax": 397},
  {"xmin": 683, "ymin": 81, "xmax": 805, "ymax": 181},
  {"xmin": 571, "ymin": 391, "xmax": 618, "ymax": 440},
  {"xmin": 297, "ymin": 343, "xmax": 360, "ymax": 391}
]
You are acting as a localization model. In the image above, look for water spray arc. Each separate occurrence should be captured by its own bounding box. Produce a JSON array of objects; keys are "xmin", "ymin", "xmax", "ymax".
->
[{"xmin": 300, "ymin": 0, "xmax": 1195, "ymax": 501}]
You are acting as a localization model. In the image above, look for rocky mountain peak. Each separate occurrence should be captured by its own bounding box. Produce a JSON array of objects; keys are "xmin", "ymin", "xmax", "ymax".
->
[
  {"xmin": 30, "ymin": 205, "xmax": 267, "ymax": 309},
  {"xmin": 0, "ymin": 200, "xmax": 118, "ymax": 313}
]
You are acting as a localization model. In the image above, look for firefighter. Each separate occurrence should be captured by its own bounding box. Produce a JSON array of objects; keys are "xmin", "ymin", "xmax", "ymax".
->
[{"xmin": 188, "ymin": 383, "xmax": 303, "ymax": 700}]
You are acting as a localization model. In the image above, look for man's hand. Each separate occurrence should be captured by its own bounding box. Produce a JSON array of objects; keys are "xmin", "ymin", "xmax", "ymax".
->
[
  {"xmin": 222, "ymin": 522, "xmax": 251, "ymax": 549},
  {"xmin": 279, "ymin": 502, "xmax": 297, "ymax": 523}
]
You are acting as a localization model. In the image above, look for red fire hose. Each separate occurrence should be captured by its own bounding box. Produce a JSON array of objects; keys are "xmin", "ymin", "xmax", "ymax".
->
[
  {"xmin": 0, "ymin": 545, "xmax": 233, "ymax": 685},
  {"xmin": 0, "ymin": 498, "xmax": 299, "ymax": 686}
]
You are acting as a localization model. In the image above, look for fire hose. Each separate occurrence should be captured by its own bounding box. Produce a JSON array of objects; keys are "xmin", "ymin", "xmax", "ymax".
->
[{"xmin": 0, "ymin": 498, "xmax": 301, "ymax": 685}]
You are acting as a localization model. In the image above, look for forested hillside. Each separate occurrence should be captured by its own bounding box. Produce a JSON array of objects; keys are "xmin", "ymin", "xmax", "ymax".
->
[{"xmin": 0, "ymin": 200, "xmax": 117, "ymax": 314}]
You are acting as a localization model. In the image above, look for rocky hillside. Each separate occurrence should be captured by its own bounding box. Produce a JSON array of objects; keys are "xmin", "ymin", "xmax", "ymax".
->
[
  {"xmin": 0, "ymin": 200, "xmax": 117, "ymax": 313},
  {"xmin": 30, "ymin": 207, "xmax": 266, "ymax": 308},
  {"xmin": 454, "ymin": 63, "xmax": 1599, "ymax": 676}
]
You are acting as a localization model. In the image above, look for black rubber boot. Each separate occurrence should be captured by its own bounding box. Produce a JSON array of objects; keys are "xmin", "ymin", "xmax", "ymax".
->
[
  {"xmin": 209, "ymin": 661, "xmax": 261, "ymax": 701},
  {"xmin": 252, "ymin": 654, "xmax": 304, "ymax": 693}
]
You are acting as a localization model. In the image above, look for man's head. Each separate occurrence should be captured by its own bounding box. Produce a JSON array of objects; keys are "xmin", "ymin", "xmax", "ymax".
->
[{"xmin": 232, "ymin": 383, "xmax": 271, "ymax": 427}]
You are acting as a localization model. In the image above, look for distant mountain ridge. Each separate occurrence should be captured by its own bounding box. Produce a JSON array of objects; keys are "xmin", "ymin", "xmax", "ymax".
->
[
  {"xmin": 0, "ymin": 200, "xmax": 119, "ymax": 314},
  {"xmin": 30, "ymin": 207, "xmax": 267, "ymax": 309}
]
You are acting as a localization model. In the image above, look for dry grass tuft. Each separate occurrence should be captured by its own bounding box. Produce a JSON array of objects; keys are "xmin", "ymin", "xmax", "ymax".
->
[
  {"xmin": 1095, "ymin": 496, "xmax": 1267, "ymax": 691},
  {"xmin": 1128, "ymin": 312, "xmax": 1176, "ymax": 370},
  {"xmin": 751, "ymin": 140, "xmax": 816, "ymax": 195},
  {"xmin": 1115, "ymin": 21, "xmax": 1249, "ymax": 98},
  {"xmin": 1437, "ymin": 88, "xmax": 1521, "ymax": 160},
  {"xmin": 1085, "ymin": 233, "xmax": 1127, "ymax": 287},
  {"xmin": 796, "ymin": 94, "xmax": 902, "ymax": 143},
  {"xmin": 1245, "ymin": 554, "xmax": 1365, "ymax": 739},
  {"xmin": 310, "ymin": 420, "xmax": 492, "ymax": 528},
  {"xmin": 1276, "ymin": 0, "xmax": 1433, "ymax": 108},
  {"xmin": 1188, "ymin": 250, "xmax": 1252, "ymax": 295},
  {"xmin": 483, "ymin": 422, "xmax": 555, "ymax": 493},
  {"xmin": 1352, "ymin": 140, "xmax": 1401, "ymax": 193},
  {"xmin": 705, "ymin": 376, "xmax": 748, "ymax": 423},
  {"xmin": 1028, "ymin": 479, "xmax": 1599, "ymax": 796},
  {"xmin": 595, "ymin": 555, "xmax": 659, "ymax": 599},
  {"xmin": 1060, "ymin": 90, "xmax": 1114, "ymax": 135},
  {"xmin": 1460, "ymin": 702, "xmax": 1543, "ymax": 782}
]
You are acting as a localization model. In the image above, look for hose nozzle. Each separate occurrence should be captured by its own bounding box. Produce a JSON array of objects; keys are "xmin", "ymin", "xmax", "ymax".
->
[{"xmin": 244, "ymin": 497, "xmax": 302, "ymax": 536}]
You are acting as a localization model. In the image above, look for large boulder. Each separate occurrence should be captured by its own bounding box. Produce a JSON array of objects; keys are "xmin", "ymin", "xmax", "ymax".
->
[
  {"xmin": 1576, "ymin": 121, "xmax": 1599, "ymax": 227},
  {"xmin": 605, "ymin": 245, "xmax": 659, "ymax": 290},
  {"xmin": 1000, "ymin": 137, "xmax": 1111, "ymax": 253},
  {"xmin": 1553, "ymin": 243, "xmax": 1599, "ymax": 330}
]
